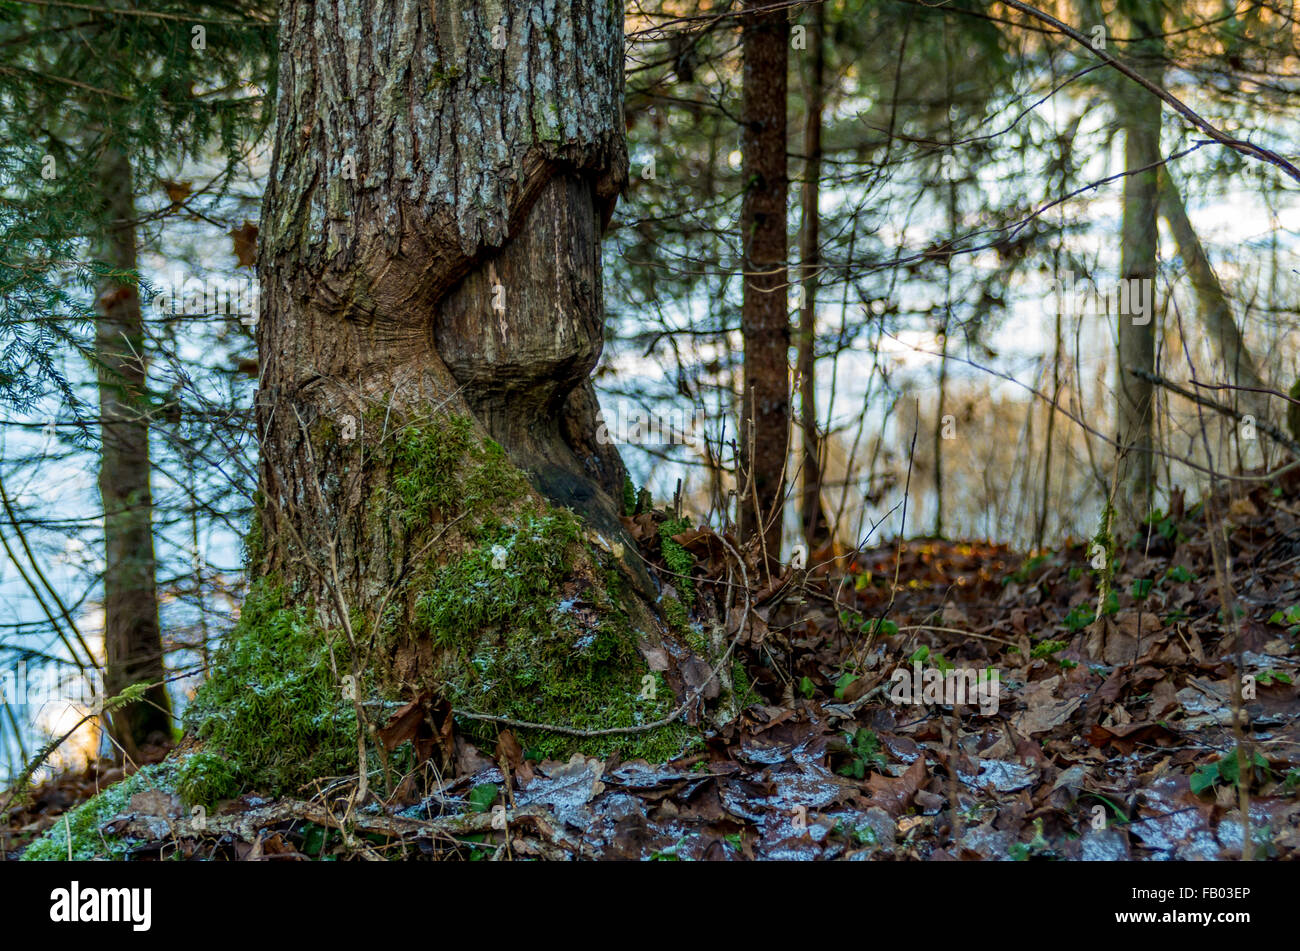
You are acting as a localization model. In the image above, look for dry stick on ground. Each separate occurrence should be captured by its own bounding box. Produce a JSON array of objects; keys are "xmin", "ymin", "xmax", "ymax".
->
[{"xmin": 897, "ymin": 625, "xmax": 1017, "ymax": 649}]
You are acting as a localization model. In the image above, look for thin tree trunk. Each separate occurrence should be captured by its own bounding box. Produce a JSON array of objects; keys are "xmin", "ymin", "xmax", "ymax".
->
[
  {"xmin": 797, "ymin": 0, "xmax": 829, "ymax": 552},
  {"xmin": 94, "ymin": 145, "xmax": 172, "ymax": 758},
  {"xmin": 738, "ymin": 0, "xmax": 790, "ymax": 558},
  {"xmin": 1113, "ymin": 9, "xmax": 1163, "ymax": 531},
  {"xmin": 933, "ymin": 326, "xmax": 948, "ymax": 538},
  {"xmin": 1035, "ymin": 311, "xmax": 1062, "ymax": 550}
]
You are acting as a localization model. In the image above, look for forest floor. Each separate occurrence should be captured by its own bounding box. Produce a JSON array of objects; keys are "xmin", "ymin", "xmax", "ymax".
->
[{"xmin": 5, "ymin": 472, "xmax": 1300, "ymax": 861}]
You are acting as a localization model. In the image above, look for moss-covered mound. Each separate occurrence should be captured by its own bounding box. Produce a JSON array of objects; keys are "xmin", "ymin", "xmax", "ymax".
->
[
  {"xmin": 181, "ymin": 412, "xmax": 698, "ymax": 798},
  {"xmin": 182, "ymin": 583, "xmax": 361, "ymax": 796}
]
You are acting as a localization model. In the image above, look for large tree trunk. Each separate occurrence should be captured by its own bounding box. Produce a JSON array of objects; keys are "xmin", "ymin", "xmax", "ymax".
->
[
  {"xmin": 738, "ymin": 0, "xmax": 790, "ymax": 558},
  {"xmin": 94, "ymin": 146, "xmax": 172, "ymax": 759},
  {"xmin": 797, "ymin": 0, "xmax": 830, "ymax": 553},
  {"xmin": 258, "ymin": 0, "xmax": 629, "ymax": 598},
  {"xmin": 1112, "ymin": 8, "xmax": 1163, "ymax": 532},
  {"xmin": 245, "ymin": 0, "xmax": 686, "ymax": 771}
]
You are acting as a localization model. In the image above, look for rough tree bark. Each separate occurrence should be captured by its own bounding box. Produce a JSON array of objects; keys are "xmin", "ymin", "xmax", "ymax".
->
[
  {"xmin": 94, "ymin": 146, "xmax": 172, "ymax": 758},
  {"xmin": 738, "ymin": 0, "xmax": 790, "ymax": 558},
  {"xmin": 797, "ymin": 0, "xmax": 830, "ymax": 552},
  {"xmin": 1112, "ymin": 7, "xmax": 1163, "ymax": 532},
  {"xmin": 258, "ymin": 0, "xmax": 630, "ymax": 591},
  {"xmin": 248, "ymin": 0, "xmax": 690, "ymax": 761}
]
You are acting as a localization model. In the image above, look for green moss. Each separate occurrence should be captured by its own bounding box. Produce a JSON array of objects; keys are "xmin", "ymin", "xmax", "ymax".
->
[
  {"xmin": 732, "ymin": 659, "xmax": 753, "ymax": 706},
  {"xmin": 389, "ymin": 416, "xmax": 528, "ymax": 526},
  {"xmin": 661, "ymin": 594, "xmax": 707, "ymax": 654},
  {"xmin": 175, "ymin": 750, "xmax": 238, "ymax": 809},
  {"xmin": 415, "ymin": 510, "xmax": 581, "ymax": 640},
  {"xmin": 622, "ymin": 476, "xmax": 637, "ymax": 517},
  {"xmin": 411, "ymin": 509, "xmax": 693, "ymax": 762},
  {"xmin": 659, "ymin": 516, "xmax": 695, "ymax": 605},
  {"xmin": 661, "ymin": 593, "xmax": 688, "ymax": 634},
  {"xmin": 183, "ymin": 582, "xmax": 360, "ymax": 795},
  {"xmin": 21, "ymin": 763, "xmax": 174, "ymax": 861},
  {"xmin": 200, "ymin": 413, "xmax": 701, "ymax": 790}
]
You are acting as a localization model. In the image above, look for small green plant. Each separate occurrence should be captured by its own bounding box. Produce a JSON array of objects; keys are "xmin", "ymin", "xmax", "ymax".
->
[
  {"xmin": 1142, "ymin": 510, "xmax": 1187, "ymax": 545},
  {"xmin": 869, "ymin": 617, "xmax": 899, "ymax": 637},
  {"xmin": 1009, "ymin": 817, "xmax": 1051, "ymax": 860},
  {"xmin": 837, "ymin": 728, "xmax": 889, "ymax": 779},
  {"xmin": 467, "ymin": 783, "xmax": 499, "ymax": 813},
  {"xmin": 839, "ymin": 610, "xmax": 897, "ymax": 638},
  {"xmin": 1256, "ymin": 669, "xmax": 1293, "ymax": 686},
  {"xmin": 1267, "ymin": 605, "xmax": 1300, "ymax": 638},
  {"xmin": 833, "ymin": 671, "xmax": 858, "ymax": 699},
  {"xmin": 1190, "ymin": 751, "xmax": 1271, "ymax": 796},
  {"xmin": 650, "ymin": 836, "xmax": 691, "ymax": 861},
  {"xmin": 1063, "ymin": 604, "xmax": 1095, "ymax": 631},
  {"xmin": 832, "ymin": 818, "xmax": 879, "ymax": 847},
  {"xmin": 1165, "ymin": 564, "xmax": 1196, "ymax": 584},
  {"xmin": 1031, "ymin": 639, "xmax": 1067, "ymax": 660}
]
